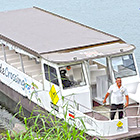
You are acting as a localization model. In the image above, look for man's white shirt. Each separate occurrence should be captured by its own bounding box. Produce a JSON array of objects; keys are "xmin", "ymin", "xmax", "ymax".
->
[{"xmin": 107, "ymin": 83, "xmax": 128, "ymax": 104}]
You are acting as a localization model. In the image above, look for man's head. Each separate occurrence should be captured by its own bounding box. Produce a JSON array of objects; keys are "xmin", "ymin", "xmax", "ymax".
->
[{"xmin": 116, "ymin": 77, "xmax": 121, "ymax": 87}]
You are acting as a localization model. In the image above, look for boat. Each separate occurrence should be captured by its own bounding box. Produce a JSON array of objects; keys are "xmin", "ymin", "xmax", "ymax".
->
[{"xmin": 0, "ymin": 7, "xmax": 140, "ymax": 139}]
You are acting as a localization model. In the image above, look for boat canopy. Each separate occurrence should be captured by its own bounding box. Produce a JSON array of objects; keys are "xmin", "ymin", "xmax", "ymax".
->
[{"xmin": 0, "ymin": 7, "xmax": 121, "ymax": 58}]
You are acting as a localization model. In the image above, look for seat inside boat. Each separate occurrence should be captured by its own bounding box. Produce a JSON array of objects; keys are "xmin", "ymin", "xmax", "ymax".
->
[
  {"xmin": 0, "ymin": 44, "xmax": 43, "ymax": 83},
  {"xmin": 59, "ymin": 64, "xmax": 86, "ymax": 89}
]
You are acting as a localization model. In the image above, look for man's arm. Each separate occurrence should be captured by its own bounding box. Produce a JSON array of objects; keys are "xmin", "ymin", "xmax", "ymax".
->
[
  {"xmin": 103, "ymin": 92, "xmax": 110, "ymax": 104},
  {"xmin": 125, "ymin": 95, "xmax": 129, "ymax": 107}
]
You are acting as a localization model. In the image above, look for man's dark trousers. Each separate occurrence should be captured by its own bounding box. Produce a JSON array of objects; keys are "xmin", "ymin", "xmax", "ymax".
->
[{"xmin": 110, "ymin": 104, "xmax": 123, "ymax": 120}]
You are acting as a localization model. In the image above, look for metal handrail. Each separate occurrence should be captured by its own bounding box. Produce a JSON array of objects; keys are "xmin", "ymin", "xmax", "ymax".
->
[
  {"xmin": 64, "ymin": 97, "xmax": 140, "ymax": 122},
  {"xmin": 127, "ymin": 115, "xmax": 140, "ymax": 128},
  {"xmin": 64, "ymin": 97, "xmax": 125, "ymax": 119},
  {"xmin": 124, "ymin": 105, "xmax": 140, "ymax": 128},
  {"xmin": 64, "ymin": 97, "xmax": 140, "ymax": 128}
]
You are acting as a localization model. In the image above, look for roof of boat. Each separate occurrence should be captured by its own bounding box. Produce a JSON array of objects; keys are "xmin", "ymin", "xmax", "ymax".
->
[{"xmin": 0, "ymin": 7, "xmax": 135, "ymax": 63}]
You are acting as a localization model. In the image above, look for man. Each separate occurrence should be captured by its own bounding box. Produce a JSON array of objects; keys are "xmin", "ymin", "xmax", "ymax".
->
[{"xmin": 103, "ymin": 77, "xmax": 129, "ymax": 120}]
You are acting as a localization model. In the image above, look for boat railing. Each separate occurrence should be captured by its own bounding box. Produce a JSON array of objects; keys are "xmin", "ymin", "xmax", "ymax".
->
[
  {"xmin": 124, "ymin": 105, "xmax": 140, "ymax": 128},
  {"xmin": 64, "ymin": 97, "xmax": 124, "ymax": 120},
  {"xmin": 64, "ymin": 97, "xmax": 140, "ymax": 126}
]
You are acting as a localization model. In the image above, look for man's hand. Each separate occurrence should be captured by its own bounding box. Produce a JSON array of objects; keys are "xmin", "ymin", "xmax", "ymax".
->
[
  {"xmin": 103, "ymin": 99, "xmax": 106, "ymax": 104},
  {"xmin": 125, "ymin": 95, "xmax": 129, "ymax": 108},
  {"xmin": 125, "ymin": 102, "xmax": 128, "ymax": 108},
  {"xmin": 103, "ymin": 92, "xmax": 110, "ymax": 104}
]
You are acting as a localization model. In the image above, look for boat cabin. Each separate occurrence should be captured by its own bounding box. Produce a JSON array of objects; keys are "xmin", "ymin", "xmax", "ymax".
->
[
  {"xmin": 42, "ymin": 42, "xmax": 138, "ymax": 111},
  {"xmin": 0, "ymin": 7, "xmax": 140, "ymax": 139}
]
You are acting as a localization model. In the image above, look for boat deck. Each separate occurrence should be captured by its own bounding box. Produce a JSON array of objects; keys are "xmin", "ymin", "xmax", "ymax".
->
[{"xmin": 85, "ymin": 104, "xmax": 140, "ymax": 140}]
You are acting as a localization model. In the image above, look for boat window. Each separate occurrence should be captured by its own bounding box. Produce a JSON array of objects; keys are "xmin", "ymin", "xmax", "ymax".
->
[
  {"xmin": 93, "ymin": 58, "xmax": 107, "ymax": 66},
  {"xmin": 111, "ymin": 54, "xmax": 137, "ymax": 78},
  {"xmin": 59, "ymin": 63, "xmax": 86, "ymax": 89},
  {"xmin": 44, "ymin": 64, "xmax": 59, "ymax": 86}
]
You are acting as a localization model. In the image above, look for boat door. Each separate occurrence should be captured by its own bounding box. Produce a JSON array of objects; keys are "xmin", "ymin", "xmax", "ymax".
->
[{"xmin": 42, "ymin": 60, "xmax": 61, "ymax": 112}]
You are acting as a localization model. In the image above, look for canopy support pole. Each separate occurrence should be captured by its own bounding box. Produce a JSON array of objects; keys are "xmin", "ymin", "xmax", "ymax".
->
[
  {"xmin": 19, "ymin": 54, "xmax": 25, "ymax": 73},
  {"xmin": 2, "ymin": 43, "xmax": 7, "ymax": 62}
]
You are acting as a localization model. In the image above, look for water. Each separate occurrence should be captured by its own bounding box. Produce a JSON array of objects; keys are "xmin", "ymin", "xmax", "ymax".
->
[
  {"xmin": 0, "ymin": 0, "xmax": 140, "ymax": 69},
  {"xmin": 0, "ymin": 0, "xmax": 140, "ymax": 135}
]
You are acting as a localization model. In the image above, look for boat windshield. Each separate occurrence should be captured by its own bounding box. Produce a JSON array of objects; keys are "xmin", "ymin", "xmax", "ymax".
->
[
  {"xmin": 59, "ymin": 63, "xmax": 86, "ymax": 89},
  {"xmin": 111, "ymin": 54, "xmax": 137, "ymax": 78}
]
